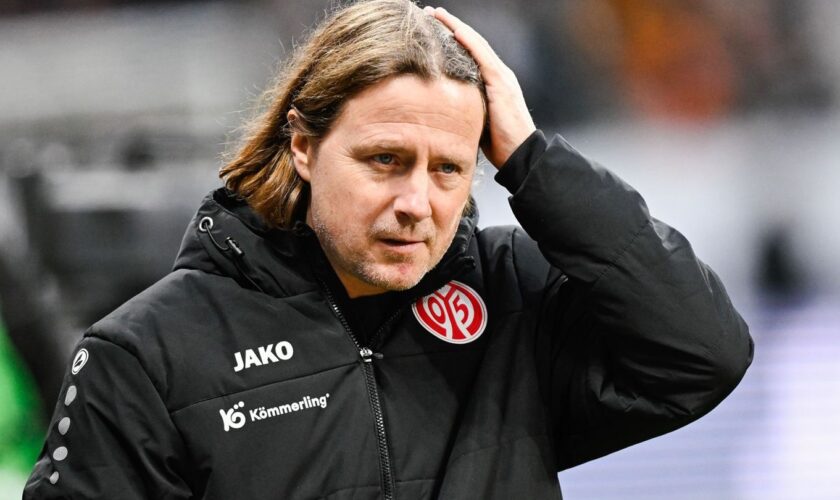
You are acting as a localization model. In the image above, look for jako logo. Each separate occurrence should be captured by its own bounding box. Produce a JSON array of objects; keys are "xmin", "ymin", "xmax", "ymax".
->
[
  {"xmin": 233, "ymin": 341, "xmax": 294, "ymax": 372},
  {"xmin": 219, "ymin": 401, "xmax": 247, "ymax": 432},
  {"xmin": 71, "ymin": 348, "xmax": 89, "ymax": 374},
  {"xmin": 412, "ymin": 281, "xmax": 487, "ymax": 344}
]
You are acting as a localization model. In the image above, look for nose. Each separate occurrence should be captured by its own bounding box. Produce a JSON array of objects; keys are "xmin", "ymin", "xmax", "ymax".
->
[{"xmin": 393, "ymin": 168, "xmax": 432, "ymax": 224}]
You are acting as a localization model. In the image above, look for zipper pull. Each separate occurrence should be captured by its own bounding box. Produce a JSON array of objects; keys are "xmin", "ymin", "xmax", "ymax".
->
[{"xmin": 360, "ymin": 348, "xmax": 384, "ymax": 363}]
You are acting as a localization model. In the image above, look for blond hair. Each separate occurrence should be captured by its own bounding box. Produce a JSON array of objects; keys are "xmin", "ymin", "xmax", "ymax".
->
[{"xmin": 220, "ymin": 0, "xmax": 485, "ymax": 227}]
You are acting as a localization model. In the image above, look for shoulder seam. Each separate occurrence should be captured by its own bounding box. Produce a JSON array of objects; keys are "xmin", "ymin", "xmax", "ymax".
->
[
  {"xmin": 80, "ymin": 333, "xmax": 181, "ymax": 421},
  {"xmin": 83, "ymin": 331, "xmax": 167, "ymax": 401},
  {"xmin": 81, "ymin": 332, "xmax": 193, "ymax": 448}
]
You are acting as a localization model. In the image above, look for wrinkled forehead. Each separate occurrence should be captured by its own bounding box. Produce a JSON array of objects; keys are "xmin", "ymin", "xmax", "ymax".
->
[{"xmin": 328, "ymin": 74, "xmax": 486, "ymax": 158}]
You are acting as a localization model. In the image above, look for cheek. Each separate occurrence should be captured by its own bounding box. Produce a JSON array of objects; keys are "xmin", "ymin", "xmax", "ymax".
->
[
  {"xmin": 310, "ymin": 164, "xmax": 371, "ymax": 215},
  {"xmin": 432, "ymin": 193, "xmax": 470, "ymax": 236},
  {"xmin": 311, "ymin": 180, "xmax": 384, "ymax": 240}
]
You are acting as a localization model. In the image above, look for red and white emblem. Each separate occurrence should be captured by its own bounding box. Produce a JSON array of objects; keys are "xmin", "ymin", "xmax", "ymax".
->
[{"xmin": 412, "ymin": 281, "xmax": 487, "ymax": 344}]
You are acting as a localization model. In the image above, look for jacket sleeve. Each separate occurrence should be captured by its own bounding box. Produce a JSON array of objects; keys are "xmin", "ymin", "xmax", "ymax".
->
[
  {"xmin": 495, "ymin": 130, "xmax": 754, "ymax": 470},
  {"xmin": 23, "ymin": 335, "xmax": 193, "ymax": 499}
]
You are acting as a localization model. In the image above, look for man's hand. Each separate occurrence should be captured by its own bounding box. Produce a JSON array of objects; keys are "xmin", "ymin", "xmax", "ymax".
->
[{"xmin": 426, "ymin": 6, "xmax": 536, "ymax": 169}]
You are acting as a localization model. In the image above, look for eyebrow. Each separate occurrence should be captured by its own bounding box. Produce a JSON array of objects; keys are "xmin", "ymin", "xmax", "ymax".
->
[{"xmin": 353, "ymin": 141, "xmax": 475, "ymax": 167}]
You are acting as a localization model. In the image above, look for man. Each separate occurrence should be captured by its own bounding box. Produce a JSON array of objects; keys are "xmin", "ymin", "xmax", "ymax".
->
[{"xmin": 25, "ymin": 1, "xmax": 753, "ymax": 498}]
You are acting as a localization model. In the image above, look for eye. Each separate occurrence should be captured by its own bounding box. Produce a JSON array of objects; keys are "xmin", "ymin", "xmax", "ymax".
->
[
  {"xmin": 372, "ymin": 153, "xmax": 395, "ymax": 165},
  {"xmin": 439, "ymin": 163, "xmax": 459, "ymax": 174}
]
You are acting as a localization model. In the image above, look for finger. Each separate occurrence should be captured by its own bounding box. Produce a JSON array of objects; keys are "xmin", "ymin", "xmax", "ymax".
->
[
  {"xmin": 431, "ymin": 8, "xmax": 502, "ymax": 74},
  {"xmin": 432, "ymin": 8, "xmax": 491, "ymax": 52}
]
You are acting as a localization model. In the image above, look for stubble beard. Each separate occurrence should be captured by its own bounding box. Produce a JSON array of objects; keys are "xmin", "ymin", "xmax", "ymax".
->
[{"xmin": 310, "ymin": 210, "xmax": 457, "ymax": 293}]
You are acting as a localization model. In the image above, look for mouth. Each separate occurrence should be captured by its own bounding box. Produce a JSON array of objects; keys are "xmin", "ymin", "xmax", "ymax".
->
[{"xmin": 378, "ymin": 238, "xmax": 425, "ymax": 253}]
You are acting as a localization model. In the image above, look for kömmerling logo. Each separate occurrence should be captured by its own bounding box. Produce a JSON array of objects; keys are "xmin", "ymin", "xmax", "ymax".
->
[
  {"xmin": 219, "ymin": 393, "xmax": 331, "ymax": 432},
  {"xmin": 219, "ymin": 402, "xmax": 247, "ymax": 432}
]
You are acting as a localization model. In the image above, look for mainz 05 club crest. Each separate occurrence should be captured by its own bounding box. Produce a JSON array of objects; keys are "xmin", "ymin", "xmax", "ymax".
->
[{"xmin": 412, "ymin": 281, "xmax": 487, "ymax": 344}]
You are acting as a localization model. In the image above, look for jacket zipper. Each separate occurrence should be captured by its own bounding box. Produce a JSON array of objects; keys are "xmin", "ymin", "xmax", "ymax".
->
[
  {"xmin": 319, "ymin": 280, "xmax": 395, "ymax": 500},
  {"xmin": 313, "ymin": 255, "xmax": 476, "ymax": 499}
]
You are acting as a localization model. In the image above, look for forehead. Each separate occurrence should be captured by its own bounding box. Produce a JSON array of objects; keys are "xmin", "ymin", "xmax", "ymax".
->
[{"xmin": 326, "ymin": 75, "xmax": 485, "ymax": 160}]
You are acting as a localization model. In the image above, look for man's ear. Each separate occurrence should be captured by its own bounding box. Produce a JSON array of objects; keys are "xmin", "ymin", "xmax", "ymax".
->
[{"xmin": 288, "ymin": 109, "xmax": 313, "ymax": 182}]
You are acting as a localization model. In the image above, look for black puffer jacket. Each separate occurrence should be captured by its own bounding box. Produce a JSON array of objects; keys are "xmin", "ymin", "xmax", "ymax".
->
[{"xmin": 25, "ymin": 131, "xmax": 753, "ymax": 499}]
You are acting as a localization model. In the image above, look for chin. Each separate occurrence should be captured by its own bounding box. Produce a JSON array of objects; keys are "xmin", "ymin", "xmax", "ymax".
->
[{"xmin": 361, "ymin": 263, "xmax": 428, "ymax": 292}]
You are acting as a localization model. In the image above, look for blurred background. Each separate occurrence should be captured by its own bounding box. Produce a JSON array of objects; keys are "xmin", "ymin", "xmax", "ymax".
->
[{"xmin": 1, "ymin": 0, "xmax": 838, "ymax": 498}]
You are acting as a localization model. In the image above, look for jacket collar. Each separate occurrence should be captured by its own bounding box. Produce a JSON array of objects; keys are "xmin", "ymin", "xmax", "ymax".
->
[{"xmin": 173, "ymin": 188, "xmax": 478, "ymax": 299}]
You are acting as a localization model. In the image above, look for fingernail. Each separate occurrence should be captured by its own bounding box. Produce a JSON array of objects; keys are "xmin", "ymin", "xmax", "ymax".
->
[{"xmin": 423, "ymin": 6, "xmax": 434, "ymax": 15}]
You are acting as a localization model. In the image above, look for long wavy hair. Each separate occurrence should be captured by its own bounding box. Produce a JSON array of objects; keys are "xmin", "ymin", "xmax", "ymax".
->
[{"xmin": 220, "ymin": 0, "xmax": 485, "ymax": 228}]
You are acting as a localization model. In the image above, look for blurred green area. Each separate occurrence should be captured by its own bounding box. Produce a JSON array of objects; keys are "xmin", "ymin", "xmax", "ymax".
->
[{"xmin": 0, "ymin": 321, "xmax": 45, "ymax": 495}]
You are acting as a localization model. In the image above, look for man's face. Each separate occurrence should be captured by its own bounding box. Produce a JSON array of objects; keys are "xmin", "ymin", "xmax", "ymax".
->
[{"xmin": 290, "ymin": 74, "xmax": 485, "ymax": 297}]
